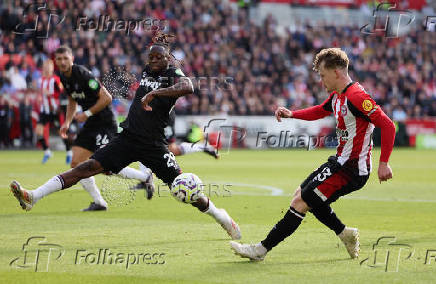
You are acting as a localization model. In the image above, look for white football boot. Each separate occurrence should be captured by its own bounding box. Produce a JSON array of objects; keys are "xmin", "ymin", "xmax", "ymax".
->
[
  {"xmin": 219, "ymin": 209, "xmax": 241, "ymax": 240},
  {"xmin": 230, "ymin": 241, "xmax": 267, "ymax": 261},
  {"xmin": 10, "ymin": 181, "xmax": 33, "ymax": 211},
  {"xmin": 338, "ymin": 227, "xmax": 360, "ymax": 259}
]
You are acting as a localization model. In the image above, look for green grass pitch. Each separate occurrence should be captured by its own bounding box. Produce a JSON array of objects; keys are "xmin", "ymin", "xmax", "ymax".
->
[{"xmin": 0, "ymin": 148, "xmax": 435, "ymax": 283}]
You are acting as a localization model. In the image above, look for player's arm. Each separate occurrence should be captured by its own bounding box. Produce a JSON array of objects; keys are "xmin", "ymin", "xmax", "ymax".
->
[
  {"xmin": 368, "ymin": 107, "xmax": 395, "ymax": 183},
  {"xmin": 141, "ymin": 71, "xmax": 193, "ymax": 111},
  {"xmin": 60, "ymin": 95, "xmax": 77, "ymax": 139},
  {"xmin": 275, "ymin": 93, "xmax": 334, "ymax": 122},
  {"xmin": 347, "ymin": 91, "xmax": 395, "ymax": 183},
  {"xmin": 74, "ymin": 85, "xmax": 112, "ymax": 123}
]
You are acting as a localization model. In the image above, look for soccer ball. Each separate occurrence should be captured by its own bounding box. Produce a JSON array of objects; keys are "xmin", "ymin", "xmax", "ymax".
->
[{"xmin": 170, "ymin": 173, "xmax": 204, "ymax": 203}]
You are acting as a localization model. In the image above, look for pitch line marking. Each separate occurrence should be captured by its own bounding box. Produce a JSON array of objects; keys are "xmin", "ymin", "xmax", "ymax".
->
[{"xmin": 213, "ymin": 182, "xmax": 436, "ymax": 203}]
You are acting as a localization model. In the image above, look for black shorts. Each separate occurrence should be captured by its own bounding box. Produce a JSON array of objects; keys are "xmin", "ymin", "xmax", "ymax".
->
[
  {"xmin": 73, "ymin": 125, "xmax": 117, "ymax": 152},
  {"xmin": 38, "ymin": 113, "xmax": 57, "ymax": 125},
  {"xmin": 91, "ymin": 131, "xmax": 182, "ymax": 185},
  {"xmin": 300, "ymin": 156, "xmax": 369, "ymax": 209}
]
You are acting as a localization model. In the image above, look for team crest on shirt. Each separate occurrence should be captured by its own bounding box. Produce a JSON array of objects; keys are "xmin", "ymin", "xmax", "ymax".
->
[
  {"xmin": 362, "ymin": 99, "xmax": 373, "ymax": 111},
  {"xmin": 340, "ymin": 105, "xmax": 347, "ymax": 116}
]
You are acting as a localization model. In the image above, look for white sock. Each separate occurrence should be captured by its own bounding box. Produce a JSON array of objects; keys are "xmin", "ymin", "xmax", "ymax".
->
[
  {"xmin": 66, "ymin": 150, "xmax": 72, "ymax": 156},
  {"xmin": 205, "ymin": 200, "xmax": 227, "ymax": 224},
  {"xmin": 117, "ymin": 166, "xmax": 151, "ymax": 182},
  {"xmin": 44, "ymin": 149, "xmax": 51, "ymax": 155},
  {"xmin": 32, "ymin": 176, "xmax": 63, "ymax": 203},
  {"xmin": 80, "ymin": 177, "xmax": 107, "ymax": 207},
  {"xmin": 139, "ymin": 162, "xmax": 148, "ymax": 172},
  {"xmin": 180, "ymin": 142, "xmax": 205, "ymax": 155}
]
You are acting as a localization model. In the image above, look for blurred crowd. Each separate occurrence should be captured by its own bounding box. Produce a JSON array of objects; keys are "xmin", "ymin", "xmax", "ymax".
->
[{"xmin": 1, "ymin": 0, "xmax": 436, "ymax": 147}]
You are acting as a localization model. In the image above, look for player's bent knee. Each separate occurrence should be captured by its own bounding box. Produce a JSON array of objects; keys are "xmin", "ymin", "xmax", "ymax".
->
[{"xmin": 292, "ymin": 186, "xmax": 301, "ymax": 197}]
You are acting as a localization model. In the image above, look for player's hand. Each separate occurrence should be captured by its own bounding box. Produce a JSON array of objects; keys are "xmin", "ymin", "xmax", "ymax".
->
[
  {"xmin": 275, "ymin": 106, "xmax": 293, "ymax": 122},
  {"xmin": 141, "ymin": 92, "xmax": 156, "ymax": 111},
  {"xmin": 59, "ymin": 123, "xmax": 70, "ymax": 139},
  {"xmin": 378, "ymin": 162, "xmax": 393, "ymax": 183},
  {"xmin": 74, "ymin": 112, "xmax": 88, "ymax": 123}
]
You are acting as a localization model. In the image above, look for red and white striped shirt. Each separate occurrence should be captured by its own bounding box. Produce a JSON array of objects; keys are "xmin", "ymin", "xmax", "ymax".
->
[
  {"xmin": 38, "ymin": 75, "xmax": 62, "ymax": 114},
  {"xmin": 292, "ymin": 82, "xmax": 395, "ymax": 176}
]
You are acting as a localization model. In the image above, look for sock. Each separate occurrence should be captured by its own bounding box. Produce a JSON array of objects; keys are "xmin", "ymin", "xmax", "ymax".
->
[
  {"xmin": 32, "ymin": 175, "xmax": 64, "ymax": 203},
  {"xmin": 63, "ymin": 138, "xmax": 72, "ymax": 151},
  {"xmin": 179, "ymin": 142, "xmax": 206, "ymax": 155},
  {"xmin": 261, "ymin": 207, "xmax": 306, "ymax": 251},
  {"xmin": 204, "ymin": 199, "xmax": 227, "ymax": 224},
  {"xmin": 117, "ymin": 167, "xmax": 151, "ymax": 182},
  {"xmin": 80, "ymin": 177, "xmax": 107, "ymax": 207},
  {"xmin": 38, "ymin": 136, "xmax": 48, "ymax": 150},
  {"xmin": 66, "ymin": 150, "xmax": 72, "ymax": 157},
  {"xmin": 310, "ymin": 204, "xmax": 346, "ymax": 235}
]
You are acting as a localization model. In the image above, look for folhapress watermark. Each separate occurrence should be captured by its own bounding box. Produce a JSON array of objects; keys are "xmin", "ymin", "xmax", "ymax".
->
[
  {"xmin": 360, "ymin": 236, "xmax": 436, "ymax": 272},
  {"xmin": 10, "ymin": 237, "xmax": 166, "ymax": 272},
  {"xmin": 73, "ymin": 16, "xmax": 168, "ymax": 36},
  {"xmin": 75, "ymin": 248, "xmax": 165, "ymax": 270},
  {"xmin": 10, "ymin": 236, "xmax": 65, "ymax": 272}
]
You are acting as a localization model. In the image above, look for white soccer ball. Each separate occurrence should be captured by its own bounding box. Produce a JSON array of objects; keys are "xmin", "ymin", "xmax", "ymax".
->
[{"xmin": 170, "ymin": 173, "xmax": 204, "ymax": 203}]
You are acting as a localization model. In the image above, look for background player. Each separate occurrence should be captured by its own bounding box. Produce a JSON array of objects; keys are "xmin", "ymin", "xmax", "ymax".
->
[
  {"xmin": 166, "ymin": 110, "xmax": 219, "ymax": 158},
  {"xmin": 230, "ymin": 48, "xmax": 395, "ymax": 261},
  {"xmin": 10, "ymin": 36, "xmax": 241, "ymax": 240},
  {"xmin": 27, "ymin": 46, "xmax": 153, "ymax": 211},
  {"xmin": 35, "ymin": 59, "xmax": 72, "ymax": 164}
]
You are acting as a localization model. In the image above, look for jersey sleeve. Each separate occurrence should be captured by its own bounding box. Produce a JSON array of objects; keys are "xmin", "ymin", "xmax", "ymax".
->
[
  {"xmin": 347, "ymin": 89, "xmax": 395, "ymax": 163},
  {"xmin": 78, "ymin": 66, "xmax": 101, "ymax": 95},
  {"xmin": 292, "ymin": 92, "xmax": 334, "ymax": 121},
  {"xmin": 54, "ymin": 76, "xmax": 62, "ymax": 91}
]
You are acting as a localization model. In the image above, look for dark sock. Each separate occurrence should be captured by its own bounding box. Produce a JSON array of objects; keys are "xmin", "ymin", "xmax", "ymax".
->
[
  {"xmin": 310, "ymin": 204, "xmax": 345, "ymax": 235},
  {"xmin": 38, "ymin": 136, "xmax": 48, "ymax": 150},
  {"xmin": 63, "ymin": 138, "xmax": 71, "ymax": 151},
  {"xmin": 261, "ymin": 207, "xmax": 305, "ymax": 251}
]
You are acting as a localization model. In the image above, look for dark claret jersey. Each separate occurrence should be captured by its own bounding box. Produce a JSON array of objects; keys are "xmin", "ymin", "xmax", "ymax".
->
[
  {"xmin": 120, "ymin": 65, "xmax": 185, "ymax": 145},
  {"xmin": 60, "ymin": 65, "xmax": 117, "ymax": 129}
]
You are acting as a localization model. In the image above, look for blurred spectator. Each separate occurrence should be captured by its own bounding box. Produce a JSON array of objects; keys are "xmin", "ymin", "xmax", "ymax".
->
[
  {"xmin": 0, "ymin": 0, "xmax": 435, "ymax": 120},
  {"xmin": 19, "ymin": 95, "xmax": 34, "ymax": 147},
  {"xmin": 0, "ymin": 96, "xmax": 12, "ymax": 148}
]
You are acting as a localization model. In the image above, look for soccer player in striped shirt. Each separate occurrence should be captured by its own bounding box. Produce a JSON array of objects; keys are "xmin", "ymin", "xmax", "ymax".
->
[{"xmin": 231, "ymin": 48, "xmax": 395, "ymax": 261}]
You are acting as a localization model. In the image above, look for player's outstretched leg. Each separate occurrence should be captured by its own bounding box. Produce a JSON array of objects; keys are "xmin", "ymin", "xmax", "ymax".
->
[
  {"xmin": 192, "ymin": 196, "xmax": 241, "ymax": 240},
  {"xmin": 119, "ymin": 163, "xmax": 154, "ymax": 199},
  {"xmin": 71, "ymin": 146, "xmax": 108, "ymax": 211},
  {"xmin": 36, "ymin": 123, "xmax": 52, "ymax": 164},
  {"xmin": 173, "ymin": 142, "xmax": 219, "ymax": 159},
  {"xmin": 80, "ymin": 177, "xmax": 108, "ymax": 211},
  {"xmin": 63, "ymin": 138, "xmax": 73, "ymax": 164},
  {"xmin": 230, "ymin": 187, "xmax": 308, "ymax": 261},
  {"xmin": 310, "ymin": 204, "xmax": 359, "ymax": 258},
  {"xmin": 10, "ymin": 159, "xmax": 104, "ymax": 211}
]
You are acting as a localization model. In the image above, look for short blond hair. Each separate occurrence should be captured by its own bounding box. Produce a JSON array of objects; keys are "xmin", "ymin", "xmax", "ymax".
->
[{"xmin": 313, "ymin": 48, "xmax": 349, "ymax": 72}]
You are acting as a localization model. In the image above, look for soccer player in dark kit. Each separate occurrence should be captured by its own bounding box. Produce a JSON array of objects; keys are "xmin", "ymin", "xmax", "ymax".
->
[
  {"xmin": 10, "ymin": 36, "xmax": 241, "ymax": 240},
  {"xmin": 10, "ymin": 46, "xmax": 153, "ymax": 212},
  {"xmin": 230, "ymin": 48, "xmax": 395, "ymax": 261}
]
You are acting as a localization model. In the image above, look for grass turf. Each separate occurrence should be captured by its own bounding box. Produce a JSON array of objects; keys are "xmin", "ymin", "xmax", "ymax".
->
[{"xmin": 0, "ymin": 148, "xmax": 435, "ymax": 283}]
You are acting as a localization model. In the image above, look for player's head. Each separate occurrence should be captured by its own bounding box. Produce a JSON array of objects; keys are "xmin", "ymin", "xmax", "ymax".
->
[
  {"xmin": 313, "ymin": 48, "xmax": 349, "ymax": 93},
  {"xmin": 148, "ymin": 32, "xmax": 176, "ymax": 73},
  {"xmin": 54, "ymin": 45, "xmax": 74, "ymax": 74},
  {"xmin": 42, "ymin": 59, "xmax": 54, "ymax": 77}
]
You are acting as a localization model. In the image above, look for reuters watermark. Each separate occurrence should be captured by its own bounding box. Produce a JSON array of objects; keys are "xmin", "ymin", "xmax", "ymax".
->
[{"xmin": 101, "ymin": 179, "xmax": 233, "ymax": 207}]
